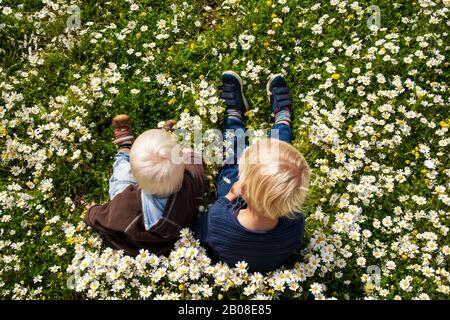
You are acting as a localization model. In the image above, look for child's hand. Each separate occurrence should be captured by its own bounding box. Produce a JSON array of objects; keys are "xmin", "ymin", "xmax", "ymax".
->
[
  {"xmin": 86, "ymin": 201, "xmax": 96, "ymax": 211},
  {"xmin": 83, "ymin": 201, "xmax": 96, "ymax": 219},
  {"xmin": 225, "ymin": 182, "xmax": 241, "ymax": 202}
]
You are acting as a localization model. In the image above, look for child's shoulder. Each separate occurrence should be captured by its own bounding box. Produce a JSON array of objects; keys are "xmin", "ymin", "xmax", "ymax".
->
[
  {"xmin": 210, "ymin": 196, "xmax": 236, "ymax": 212},
  {"xmin": 207, "ymin": 197, "xmax": 242, "ymax": 222},
  {"xmin": 279, "ymin": 213, "xmax": 305, "ymax": 230}
]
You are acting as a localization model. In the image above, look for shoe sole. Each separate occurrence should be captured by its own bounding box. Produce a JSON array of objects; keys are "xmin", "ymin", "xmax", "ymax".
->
[{"xmin": 222, "ymin": 70, "xmax": 249, "ymax": 111}]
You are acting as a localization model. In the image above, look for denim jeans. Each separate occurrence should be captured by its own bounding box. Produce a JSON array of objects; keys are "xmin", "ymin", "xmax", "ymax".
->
[
  {"xmin": 216, "ymin": 118, "xmax": 292, "ymax": 198},
  {"xmin": 108, "ymin": 151, "xmax": 137, "ymax": 200}
]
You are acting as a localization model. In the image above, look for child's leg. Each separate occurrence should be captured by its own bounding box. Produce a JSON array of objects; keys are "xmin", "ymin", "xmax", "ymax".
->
[
  {"xmin": 215, "ymin": 71, "xmax": 249, "ymax": 199},
  {"xmin": 216, "ymin": 116, "xmax": 247, "ymax": 198},
  {"xmin": 269, "ymin": 122, "xmax": 292, "ymax": 144},
  {"xmin": 223, "ymin": 116, "xmax": 247, "ymax": 165},
  {"xmin": 266, "ymin": 74, "xmax": 293, "ymax": 144},
  {"xmin": 109, "ymin": 114, "xmax": 136, "ymax": 200},
  {"xmin": 108, "ymin": 151, "xmax": 136, "ymax": 200}
]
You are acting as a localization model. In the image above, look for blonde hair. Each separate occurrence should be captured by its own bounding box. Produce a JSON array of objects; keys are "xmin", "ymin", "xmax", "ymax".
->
[
  {"xmin": 129, "ymin": 129, "xmax": 184, "ymax": 197},
  {"xmin": 238, "ymin": 138, "xmax": 310, "ymax": 219}
]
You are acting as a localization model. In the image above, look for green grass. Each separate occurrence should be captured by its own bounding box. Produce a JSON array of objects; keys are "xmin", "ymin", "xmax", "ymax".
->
[{"xmin": 0, "ymin": 0, "xmax": 449, "ymax": 300}]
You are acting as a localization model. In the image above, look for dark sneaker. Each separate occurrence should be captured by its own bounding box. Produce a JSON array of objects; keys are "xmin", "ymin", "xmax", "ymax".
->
[
  {"xmin": 266, "ymin": 74, "xmax": 292, "ymax": 119},
  {"xmin": 218, "ymin": 71, "xmax": 249, "ymax": 117},
  {"xmin": 112, "ymin": 114, "xmax": 135, "ymax": 146}
]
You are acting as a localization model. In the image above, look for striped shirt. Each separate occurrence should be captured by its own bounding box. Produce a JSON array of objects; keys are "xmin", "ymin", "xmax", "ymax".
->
[{"xmin": 194, "ymin": 196, "xmax": 305, "ymax": 273}]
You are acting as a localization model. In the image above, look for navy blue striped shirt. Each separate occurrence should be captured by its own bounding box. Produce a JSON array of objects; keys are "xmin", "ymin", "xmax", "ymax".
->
[{"xmin": 194, "ymin": 197, "xmax": 305, "ymax": 273}]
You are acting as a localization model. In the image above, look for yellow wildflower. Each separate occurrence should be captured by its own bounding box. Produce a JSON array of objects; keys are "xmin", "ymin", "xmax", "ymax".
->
[{"xmin": 331, "ymin": 73, "xmax": 340, "ymax": 80}]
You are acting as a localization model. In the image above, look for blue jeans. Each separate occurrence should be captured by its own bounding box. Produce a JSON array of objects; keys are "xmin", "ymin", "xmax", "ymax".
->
[
  {"xmin": 216, "ymin": 118, "xmax": 292, "ymax": 198},
  {"xmin": 109, "ymin": 151, "xmax": 137, "ymax": 200}
]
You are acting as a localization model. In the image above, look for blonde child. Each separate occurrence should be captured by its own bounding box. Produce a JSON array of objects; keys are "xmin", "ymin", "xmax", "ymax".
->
[
  {"xmin": 194, "ymin": 72, "xmax": 310, "ymax": 272},
  {"xmin": 85, "ymin": 116, "xmax": 205, "ymax": 256}
]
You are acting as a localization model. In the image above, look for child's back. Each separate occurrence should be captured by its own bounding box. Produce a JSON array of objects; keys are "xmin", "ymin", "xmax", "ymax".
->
[
  {"xmin": 195, "ymin": 138, "xmax": 310, "ymax": 272},
  {"xmin": 196, "ymin": 197, "xmax": 305, "ymax": 272}
]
